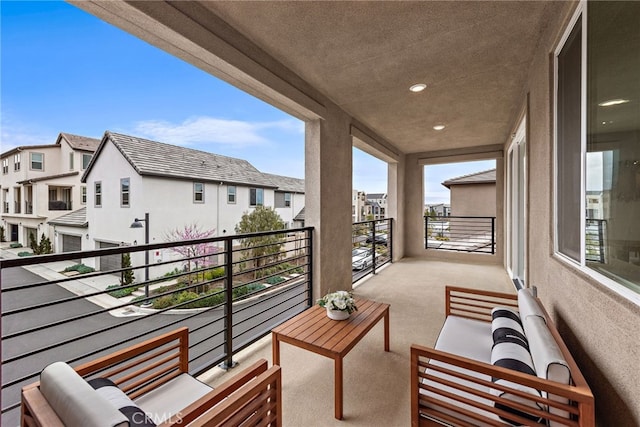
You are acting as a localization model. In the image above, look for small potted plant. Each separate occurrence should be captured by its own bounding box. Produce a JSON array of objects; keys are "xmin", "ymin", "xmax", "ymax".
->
[{"xmin": 317, "ymin": 290, "xmax": 358, "ymax": 320}]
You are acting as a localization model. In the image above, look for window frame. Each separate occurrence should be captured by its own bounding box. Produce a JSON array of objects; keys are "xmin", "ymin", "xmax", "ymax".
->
[
  {"xmin": 81, "ymin": 186, "xmax": 87, "ymax": 205},
  {"xmin": 69, "ymin": 153, "xmax": 74, "ymax": 170},
  {"xmin": 250, "ymin": 188, "xmax": 264, "ymax": 207},
  {"xmin": 553, "ymin": 1, "xmax": 640, "ymax": 305},
  {"xmin": 14, "ymin": 153, "xmax": 21, "ymax": 171},
  {"xmin": 284, "ymin": 192, "xmax": 292, "ymax": 207},
  {"xmin": 30, "ymin": 152, "xmax": 44, "ymax": 171},
  {"xmin": 227, "ymin": 186, "xmax": 236, "ymax": 204},
  {"xmin": 82, "ymin": 153, "xmax": 92, "ymax": 169},
  {"xmin": 2, "ymin": 158, "xmax": 8, "ymax": 174},
  {"xmin": 120, "ymin": 178, "xmax": 130, "ymax": 207},
  {"xmin": 193, "ymin": 182, "xmax": 205, "ymax": 203},
  {"xmin": 95, "ymin": 181, "xmax": 102, "ymax": 207}
]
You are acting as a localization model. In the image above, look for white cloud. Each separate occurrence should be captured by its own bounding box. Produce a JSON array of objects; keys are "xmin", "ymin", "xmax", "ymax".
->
[
  {"xmin": 132, "ymin": 116, "xmax": 302, "ymax": 148},
  {"xmin": 0, "ymin": 116, "xmax": 55, "ymax": 154}
]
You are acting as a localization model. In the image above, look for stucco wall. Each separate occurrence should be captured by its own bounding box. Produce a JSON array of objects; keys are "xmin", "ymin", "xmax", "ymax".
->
[
  {"xmin": 520, "ymin": 2, "xmax": 640, "ymax": 424},
  {"xmin": 449, "ymin": 183, "xmax": 496, "ymax": 217}
]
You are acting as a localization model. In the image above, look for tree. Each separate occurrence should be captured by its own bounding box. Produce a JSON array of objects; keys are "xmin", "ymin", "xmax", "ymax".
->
[
  {"xmin": 121, "ymin": 253, "xmax": 135, "ymax": 285},
  {"xmin": 30, "ymin": 232, "xmax": 52, "ymax": 255},
  {"xmin": 235, "ymin": 206, "xmax": 286, "ymax": 279},
  {"xmin": 165, "ymin": 224, "xmax": 218, "ymax": 287}
]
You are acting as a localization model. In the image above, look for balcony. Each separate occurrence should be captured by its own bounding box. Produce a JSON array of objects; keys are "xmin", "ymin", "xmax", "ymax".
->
[
  {"xmin": 48, "ymin": 200, "xmax": 72, "ymax": 211},
  {"xmin": 1, "ymin": 228, "xmax": 513, "ymax": 426}
]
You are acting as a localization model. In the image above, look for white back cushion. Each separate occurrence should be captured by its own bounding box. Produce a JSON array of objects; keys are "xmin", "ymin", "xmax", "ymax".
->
[
  {"xmin": 517, "ymin": 288, "xmax": 546, "ymax": 322},
  {"xmin": 40, "ymin": 362, "xmax": 128, "ymax": 427}
]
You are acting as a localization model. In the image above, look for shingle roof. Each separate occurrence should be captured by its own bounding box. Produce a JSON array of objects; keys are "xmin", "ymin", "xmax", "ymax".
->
[
  {"xmin": 442, "ymin": 169, "xmax": 496, "ymax": 188},
  {"xmin": 294, "ymin": 207, "xmax": 305, "ymax": 221},
  {"xmin": 262, "ymin": 172, "xmax": 305, "ymax": 193},
  {"xmin": 60, "ymin": 133, "xmax": 100, "ymax": 152},
  {"xmin": 87, "ymin": 131, "xmax": 277, "ymax": 187},
  {"xmin": 48, "ymin": 207, "xmax": 88, "ymax": 228}
]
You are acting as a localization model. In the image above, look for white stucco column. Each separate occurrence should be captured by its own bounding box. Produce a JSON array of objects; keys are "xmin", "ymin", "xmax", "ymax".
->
[
  {"xmin": 305, "ymin": 105, "xmax": 353, "ymax": 298},
  {"xmin": 387, "ymin": 154, "xmax": 406, "ymax": 260},
  {"xmin": 404, "ymin": 153, "xmax": 426, "ymax": 257}
]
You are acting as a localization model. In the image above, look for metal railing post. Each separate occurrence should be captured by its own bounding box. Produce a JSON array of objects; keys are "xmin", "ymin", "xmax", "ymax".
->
[
  {"xmin": 424, "ymin": 216, "xmax": 429, "ymax": 249},
  {"xmin": 221, "ymin": 236, "xmax": 236, "ymax": 370},
  {"xmin": 491, "ymin": 217, "xmax": 495, "ymax": 254},
  {"xmin": 307, "ymin": 228, "xmax": 314, "ymax": 306}
]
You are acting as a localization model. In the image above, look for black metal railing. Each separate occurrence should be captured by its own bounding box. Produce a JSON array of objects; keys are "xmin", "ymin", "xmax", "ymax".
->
[
  {"xmin": 0, "ymin": 227, "xmax": 313, "ymax": 426},
  {"xmin": 25, "ymin": 202, "xmax": 33, "ymax": 214},
  {"xmin": 48, "ymin": 200, "xmax": 72, "ymax": 210},
  {"xmin": 425, "ymin": 215, "xmax": 496, "ymax": 254},
  {"xmin": 13, "ymin": 201, "xmax": 20, "ymax": 214},
  {"xmin": 586, "ymin": 219, "xmax": 606, "ymax": 263},
  {"xmin": 351, "ymin": 218, "xmax": 392, "ymax": 283}
]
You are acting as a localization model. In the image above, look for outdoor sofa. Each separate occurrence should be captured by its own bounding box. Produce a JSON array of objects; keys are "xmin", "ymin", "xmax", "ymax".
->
[
  {"xmin": 21, "ymin": 327, "xmax": 281, "ymax": 427},
  {"xmin": 411, "ymin": 286, "xmax": 595, "ymax": 426}
]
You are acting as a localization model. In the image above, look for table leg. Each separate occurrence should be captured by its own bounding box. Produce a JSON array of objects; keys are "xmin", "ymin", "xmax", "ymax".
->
[
  {"xmin": 272, "ymin": 332, "xmax": 280, "ymax": 365},
  {"xmin": 384, "ymin": 309, "xmax": 390, "ymax": 352},
  {"xmin": 335, "ymin": 357, "xmax": 343, "ymax": 420}
]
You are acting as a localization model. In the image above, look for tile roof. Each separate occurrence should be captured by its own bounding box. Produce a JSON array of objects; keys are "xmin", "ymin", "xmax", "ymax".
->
[
  {"xmin": 366, "ymin": 193, "xmax": 386, "ymax": 199},
  {"xmin": 442, "ymin": 168, "xmax": 496, "ymax": 188},
  {"xmin": 48, "ymin": 207, "xmax": 88, "ymax": 228},
  {"xmin": 18, "ymin": 172, "xmax": 79, "ymax": 184},
  {"xmin": 99, "ymin": 132, "xmax": 277, "ymax": 187},
  {"xmin": 60, "ymin": 133, "xmax": 101, "ymax": 152},
  {"xmin": 294, "ymin": 207, "xmax": 305, "ymax": 221},
  {"xmin": 262, "ymin": 172, "xmax": 305, "ymax": 193}
]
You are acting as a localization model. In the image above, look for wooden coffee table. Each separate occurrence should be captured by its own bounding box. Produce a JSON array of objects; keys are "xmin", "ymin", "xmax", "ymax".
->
[{"xmin": 271, "ymin": 298, "xmax": 390, "ymax": 420}]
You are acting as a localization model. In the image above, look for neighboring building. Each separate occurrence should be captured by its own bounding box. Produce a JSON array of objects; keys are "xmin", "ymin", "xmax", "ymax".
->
[
  {"xmin": 425, "ymin": 203, "xmax": 451, "ymax": 217},
  {"xmin": 352, "ymin": 190, "xmax": 366, "ymax": 222},
  {"xmin": 442, "ymin": 169, "xmax": 496, "ymax": 218},
  {"xmin": 364, "ymin": 193, "xmax": 387, "ymax": 220},
  {"xmin": 0, "ymin": 133, "xmax": 99, "ymax": 246},
  {"xmin": 79, "ymin": 131, "xmax": 305, "ymax": 277}
]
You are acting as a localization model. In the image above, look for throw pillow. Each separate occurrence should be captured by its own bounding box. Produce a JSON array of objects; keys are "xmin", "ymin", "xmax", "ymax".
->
[
  {"xmin": 491, "ymin": 307, "xmax": 528, "ymax": 348},
  {"xmin": 88, "ymin": 378, "xmax": 157, "ymax": 427}
]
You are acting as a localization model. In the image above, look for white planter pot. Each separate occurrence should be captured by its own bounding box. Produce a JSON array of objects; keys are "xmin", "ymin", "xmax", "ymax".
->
[{"xmin": 326, "ymin": 308, "xmax": 350, "ymax": 320}]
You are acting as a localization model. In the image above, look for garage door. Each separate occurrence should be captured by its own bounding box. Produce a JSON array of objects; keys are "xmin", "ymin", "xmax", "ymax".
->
[
  {"xmin": 62, "ymin": 234, "xmax": 82, "ymax": 263},
  {"xmin": 99, "ymin": 242, "xmax": 121, "ymax": 272}
]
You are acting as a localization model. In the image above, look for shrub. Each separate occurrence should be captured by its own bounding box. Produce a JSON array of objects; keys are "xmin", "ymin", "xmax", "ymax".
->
[
  {"xmin": 265, "ymin": 276, "xmax": 285, "ymax": 285},
  {"xmin": 9, "ymin": 243, "xmax": 23, "ymax": 248},
  {"xmin": 106, "ymin": 284, "xmax": 137, "ymax": 298},
  {"xmin": 18, "ymin": 251, "xmax": 33, "ymax": 257},
  {"xmin": 203, "ymin": 267, "xmax": 225, "ymax": 281},
  {"xmin": 63, "ymin": 264, "xmax": 95, "ymax": 274},
  {"xmin": 152, "ymin": 295, "xmax": 175, "ymax": 309}
]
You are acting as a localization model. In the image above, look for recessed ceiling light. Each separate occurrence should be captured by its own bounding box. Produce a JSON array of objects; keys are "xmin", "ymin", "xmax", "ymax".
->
[
  {"xmin": 433, "ymin": 125, "xmax": 445, "ymax": 131},
  {"xmin": 598, "ymin": 99, "xmax": 630, "ymax": 107},
  {"xmin": 410, "ymin": 83, "xmax": 427, "ymax": 93}
]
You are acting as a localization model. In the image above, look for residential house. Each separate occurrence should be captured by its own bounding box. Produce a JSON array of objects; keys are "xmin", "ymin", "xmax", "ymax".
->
[
  {"xmin": 36, "ymin": 1, "xmax": 640, "ymax": 423},
  {"xmin": 0, "ymin": 133, "xmax": 99, "ymax": 246},
  {"xmin": 425, "ymin": 203, "xmax": 451, "ymax": 217},
  {"xmin": 364, "ymin": 193, "xmax": 387, "ymax": 220},
  {"xmin": 351, "ymin": 190, "xmax": 366, "ymax": 222},
  {"xmin": 442, "ymin": 169, "xmax": 496, "ymax": 218},
  {"xmin": 80, "ymin": 131, "xmax": 305, "ymax": 277}
]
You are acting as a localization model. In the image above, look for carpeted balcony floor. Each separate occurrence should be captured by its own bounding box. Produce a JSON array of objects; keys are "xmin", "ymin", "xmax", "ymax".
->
[{"xmin": 200, "ymin": 257, "xmax": 515, "ymax": 427}]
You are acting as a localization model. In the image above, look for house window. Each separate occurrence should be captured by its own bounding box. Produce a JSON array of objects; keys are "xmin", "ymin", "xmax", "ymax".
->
[
  {"xmin": 194, "ymin": 182, "xmax": 204, "ymax": 203},
  {"xmin": 14, "ymin": 153, "xmax": 20, "ymax": 171},
  {"xmin": 555, "ymin": 2, "xmax": 640, "ymax": 297},
  {"xmin": 250, "ymin": 188, "xmax": 263, "ymax": 206},
  {"xmin": 2, "ymin": 158, "xmax": 8, "ymax": 174},
  {"xmin": 227, "ymin": 186, "xmax": 236, "ymax": 204},
  {"xmin": 69, "ymin": 153, "xmax": 74, "ymax": 170},
  {"xmin": 284, "ymin": 193, "xmax": 291, "ymax": 207},
  {"xmin": 82, "ymin": 153, "xmax": 92, "ymax": 169},
  {"xmin": 30, "ymin": 152, "xmax": 44, "ymax": 170},
  {"xmin": 95, "ymin": 181, "xmax": 102, "ymax": 207},
  {"xmin": 121, "ymin": 178, "xmax": 130, "ymax": 207},
  {"xmin": 81, "ymin": 186, "xmax": 87, "ymax": 205}
]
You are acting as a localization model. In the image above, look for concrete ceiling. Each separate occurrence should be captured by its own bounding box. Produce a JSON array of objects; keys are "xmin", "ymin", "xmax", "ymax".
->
[
  {"xmin": 74, "ymin": 1, "xmax": 567, "ymax": 156},
  {"xmin": 198, "ymin": 1, "xmax": 563, "ymax": 155}
]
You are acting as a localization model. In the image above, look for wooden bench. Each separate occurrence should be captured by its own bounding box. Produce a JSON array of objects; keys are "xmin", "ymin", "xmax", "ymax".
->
[
  {"xmin": 411, "ymin": 286, "xmax": 594, "ymax": 426},
  {"xmin": 21, "ymin": 327, "xmax": 281, "ymax": 427}
]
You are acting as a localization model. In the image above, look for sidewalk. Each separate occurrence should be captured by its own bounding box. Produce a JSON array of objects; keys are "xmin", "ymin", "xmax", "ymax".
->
[{"xmin": 1, "ymin": 243, "xmax": 140, "ymax": 316}]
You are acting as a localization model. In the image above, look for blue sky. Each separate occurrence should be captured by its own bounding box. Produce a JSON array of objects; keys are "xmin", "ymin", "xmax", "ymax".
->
[{"xmin": 1, "ymin": 1, "xmax": 493, "ymax": 204}]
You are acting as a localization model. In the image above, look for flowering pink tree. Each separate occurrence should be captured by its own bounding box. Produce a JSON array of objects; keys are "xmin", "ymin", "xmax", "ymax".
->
[{"xmin": 165, "ymin": 224, "xmax": 219, "ymax": 286}]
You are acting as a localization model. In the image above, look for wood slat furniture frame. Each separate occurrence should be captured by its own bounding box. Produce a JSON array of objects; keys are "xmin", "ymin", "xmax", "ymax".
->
[
  {"xmin": 21, "ymin": 327, "xmax": 282, "ymax": 427},
  {"xmin": 272, "ymin": 298, "xmax": 390, "ymax": 420},
  {"xmin": 411, "ymin": 286, "xmax": 595, "ymax": 427}
]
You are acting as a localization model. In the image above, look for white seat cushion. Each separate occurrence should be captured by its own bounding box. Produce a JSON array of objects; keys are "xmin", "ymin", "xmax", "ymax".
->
[{"xmin": 135, "ymin": 373, "xmax": 213, "ymax": 424}]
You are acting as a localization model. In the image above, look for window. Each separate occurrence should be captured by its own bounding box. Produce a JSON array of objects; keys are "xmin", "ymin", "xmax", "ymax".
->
[
  {"xmin": 81, "ymin": 186, "xmax": 87, "ymax": 205},
  {"xmin": 82, "ymin": 153, "xmax": 92, "ymax": 169},
  {"xmin": 194, "ymin": 182, "xmax": 204, "ymax": 203},
  {"xmin": 30, "ymin": 152, "xmax": 44, "ymax": 170},
  {"xmin": 14, "ymin": 153, "xmax": 20, "ymax": 171},
  {"xmin": 121, "ymin": 178, "xmax": 130, "ymax": 207},
  {"xmin": 95, "ymin": 181, "xmax": 102, "ymax": 207},
  {"xmin": 2, "ymin": 158, "xmax": 8, "ymax": 174},
  {"xmin": 284, "ymin": 192, "xmax": 291, "ymax": 207},
  {"xmin": 555, "ymin": 2, "xmax": 640, "ymax": 297},
  {"xmin": 69, "ymin": 153, "xmax": 74, "ymax": 170},
  {"xmin": 250, "ymin": 188, "xmax": 264, "ymax": 206},
  {"xmin": 227, "ymin": 186, "xmax": 236, "ymax": 203}
]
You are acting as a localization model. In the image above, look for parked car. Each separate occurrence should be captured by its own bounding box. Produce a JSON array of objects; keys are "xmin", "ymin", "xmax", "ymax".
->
[
  {"xmin": 352, "ymin": 248, "xmax": 379, "ymax": 270},
  {"xmin": 365, "ymin": 233, "xmax": 388, "ymax": 245}
]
